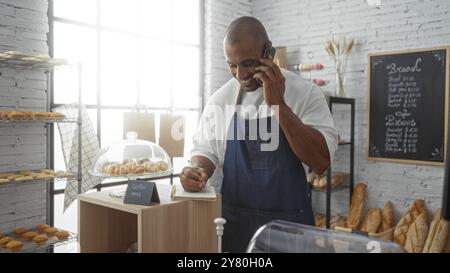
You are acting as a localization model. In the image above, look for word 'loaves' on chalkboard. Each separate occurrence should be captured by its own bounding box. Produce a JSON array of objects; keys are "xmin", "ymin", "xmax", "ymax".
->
[{"xmin": 368, "ymin": 47, "xmax": 449, "ymax": 166}]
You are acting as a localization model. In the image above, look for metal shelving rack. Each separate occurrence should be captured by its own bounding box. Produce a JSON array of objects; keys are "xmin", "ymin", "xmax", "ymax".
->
[
  {"xmin": 323, "ymin": 96, "xmax": 355, "ymax": 229},
  {"xmin": 0, "ymin": 51, "xmax": 82, "ymax": 229}
]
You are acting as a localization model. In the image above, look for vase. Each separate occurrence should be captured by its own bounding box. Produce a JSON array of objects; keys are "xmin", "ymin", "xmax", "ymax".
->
[{"xmin": 335, "ymin": 67, "xmax": 346, "ymax": 97}]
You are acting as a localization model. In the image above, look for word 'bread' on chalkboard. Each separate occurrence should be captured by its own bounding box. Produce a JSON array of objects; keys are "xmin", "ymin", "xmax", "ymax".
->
[
  {"xmin": 367, "ymin": 46, "xmax": 449, "ymax": 166},
  {"xmin": 124, "ymin": 180, "xmax": 160, "ymax": 206}
]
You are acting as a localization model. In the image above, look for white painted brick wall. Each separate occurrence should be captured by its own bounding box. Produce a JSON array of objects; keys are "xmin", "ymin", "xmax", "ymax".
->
[
  {"xmin": 204, "ymin": 0, "xmax": 252, "ymax": 99},
  {"xmin": 205, "ymin": 0, "xmax": 450, "ymax": 221},
  {"xmin": 0, "ymin": 0, "xmax": 48, "ymax": 231},
  {"xmin": 251, "ymin": 0, "xmax": 450, "ymax": 220}
]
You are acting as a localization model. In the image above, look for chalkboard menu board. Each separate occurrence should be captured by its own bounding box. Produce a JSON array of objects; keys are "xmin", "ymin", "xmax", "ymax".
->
[{"xmin": 368, "ymin": 47, "xmax": 449, "ymax": 166}]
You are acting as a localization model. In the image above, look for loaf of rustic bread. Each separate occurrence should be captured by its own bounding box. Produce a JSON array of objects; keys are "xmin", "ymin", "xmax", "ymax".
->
[
  {"xmin": 361, "ymin": 208, "xmax": 382, "ymax": 233},
  {"xmin": 394, "ymin": 199, "xmax": 428, "ymax": 246},
  {"xmin": 404, "ymin": 212, "xmax": 429, "ymax": 253},
  {"xmin": 423, "ymin": 208, "xmax": 450, "ymax": 253},
  {"xmin": 381, "ymin": 201, "xmax": 394, "ymax": 232},
  {"xmin": 346, "ymin": 183, "xmax": 367, "ymax": 230}
]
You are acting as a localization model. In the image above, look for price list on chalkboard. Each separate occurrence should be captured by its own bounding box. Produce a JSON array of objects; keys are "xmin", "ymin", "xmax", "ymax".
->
[{"xmin": 368, "ymin": 48, "xmax": 449, "ymax": 165}]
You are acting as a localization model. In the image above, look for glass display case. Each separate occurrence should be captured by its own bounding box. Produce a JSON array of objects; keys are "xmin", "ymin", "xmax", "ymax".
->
[
  {"xmin": 246, "ymin": 220, "xmax": 404, "ymax": 253},
  {"xmin": 89, "ymin": 132, "xmax": 173, "ymax": 179}
]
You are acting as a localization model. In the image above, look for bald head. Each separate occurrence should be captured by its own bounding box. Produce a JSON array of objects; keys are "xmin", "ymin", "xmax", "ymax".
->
[{"xmin": 223, "ymin": 16, "xmax": 269, "ymax": 48}]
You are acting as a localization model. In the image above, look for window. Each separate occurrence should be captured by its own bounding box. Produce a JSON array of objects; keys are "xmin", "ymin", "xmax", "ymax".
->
[{"xmin": 50, "ymin": 0, "xmax": 202, "ymax": 232}]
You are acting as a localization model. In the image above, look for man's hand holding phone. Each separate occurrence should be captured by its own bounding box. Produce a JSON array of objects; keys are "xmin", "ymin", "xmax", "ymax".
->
[
  {"xmin": 180, "ymin": 166, "xmax": 209, "ymax": 192},
  {"xmin": 253, "ymin": 58, "xmax": 286, "ymax": 107}
]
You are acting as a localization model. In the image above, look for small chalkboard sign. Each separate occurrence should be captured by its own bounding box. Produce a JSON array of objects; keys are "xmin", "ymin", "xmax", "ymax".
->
[
  {"xmin": 367, "ymin": 46, "xmax": 450, "ymax": 166},
  {"xmin": 124, "ymin": 180, "xmax": 160, "ymax": 206}
]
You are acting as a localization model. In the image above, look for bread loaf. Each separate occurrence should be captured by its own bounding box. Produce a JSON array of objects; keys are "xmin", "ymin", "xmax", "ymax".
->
[
  {"xmin": 423, "ymin": 208, "xmax": 442, "ymax": 252},
  {"xmin": 444, "ymin": 227, "xmax": 450, "ymax": 253},
  {"xmin": 381, "ymin": 201, "xmax": 394, "ymax": 232},
  {"xmin": 361, "ymin": 208, "xmax": 382, "ymax": 233},
  {"xmin": 347, "ymin": 183, "xmax": 367, "ymax": 230},
  {"xmin": 423, "ymin": 209, "xmax": 450, "ymax": 253},
  {"xmin": 404, "ymin": 212, "xmax": 429, "ymax": 253},
  {"xmin": 331, "ymin": 215, "xmax": 347, "ymax": 229},
  {"xmin": 394, "ymin": 199, "xmax": 428, "ymax": 246}
]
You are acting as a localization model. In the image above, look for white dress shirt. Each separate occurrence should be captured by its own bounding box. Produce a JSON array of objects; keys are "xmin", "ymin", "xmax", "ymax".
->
[{"xmin": 191, "ymin": 69, "xmax": 338, "ymax": 191}]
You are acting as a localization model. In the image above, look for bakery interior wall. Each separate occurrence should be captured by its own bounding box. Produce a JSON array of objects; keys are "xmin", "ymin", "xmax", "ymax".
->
[
  {"xmin": 207, "ymin": 0, "xmax": 450, "ymax": 220},
  {"xmin": 0, "ymin": 0, "xmax": 49, "ymax": 231},
  {"xmin": 1, "ymin": 0, "xmax": 448, "ymax": 230}
]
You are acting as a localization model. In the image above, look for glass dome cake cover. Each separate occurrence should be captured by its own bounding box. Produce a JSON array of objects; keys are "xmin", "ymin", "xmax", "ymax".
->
[{"xmin": 89, "ymin": 132, "xmax": 173, "ymax": 179}]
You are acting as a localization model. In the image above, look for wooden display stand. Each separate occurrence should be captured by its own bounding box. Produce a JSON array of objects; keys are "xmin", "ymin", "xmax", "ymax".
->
[{"xmin": 78, "ymin": 184, "xmax": 221, "ymax": 253}]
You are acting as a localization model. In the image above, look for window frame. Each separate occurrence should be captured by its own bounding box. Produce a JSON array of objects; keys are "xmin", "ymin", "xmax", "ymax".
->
[{"xmin": 47, "ymin": 0, "xmax": 204, "ymax": 223}]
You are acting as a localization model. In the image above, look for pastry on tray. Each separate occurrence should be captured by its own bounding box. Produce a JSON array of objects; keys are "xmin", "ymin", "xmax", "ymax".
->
[
  {"xmin": 56, "ymin": 230, "xmax": 69, "ymax": 240},
  {"xmin": 0, "ymin": 178, "xmax": 10, "ymax": 184},
  {"xmin": 14, "ymin": 176, "xmax": 34, "ymax": 182},
  {"xmin": 35, "ymin": 173, "xmax": 54, "ymax": 179},
  {"xmin": 13, "ymin": 227, "xmax": 29, "ymax": 236},
  {"xmin": 40, "ymin": 169, "xmax": 55, "ymax": 175},
  {"xmin": 32, "ymin": 234, "xmax": 48, "ymax": 245},
  {"xmin": 6, "ymin": 111, "xmax": 26, "ymax": 119},
  {"xmin": 36, "ymin": 224, "xmax": 50, "ymax": 232},
  {"xmin": 50, "ymin": 112, "xmax": 65, "ymax": 120},
  {"xmin": 0, "ymin": 173, "xmax": 15, "ymax": 178},
  {"xmin": 44, "ymin": 227, "xmax": 58, "ymax": 236},
  {"xmin": 30, "ymin": 112, "xmax": 49, "ymax": 120},
  {"xmin": 22, "ymin": 231, "xmax": 38, "ymax": 241},
  {"xmin": 7, "ymin": 174, "xmax": 23, "ymax": 180},
  {"xmin": 0, "ymin": 236, "xmax": 13, "ymax": 247},
  {"xmin": 6, "ymin": 240, "xmax": 23, "ymax": 252}
]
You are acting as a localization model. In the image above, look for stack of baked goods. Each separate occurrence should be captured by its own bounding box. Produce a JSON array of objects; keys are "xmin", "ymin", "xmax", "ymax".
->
[
  {"xmin": 0, "ymin": 111, "xmax": 65, "ymax": 121},
  {"xmin": 393, "ymin": 203, "xmax": 450, "ymax": 253},
  {"xmin": 0, "ymin": 169, "xmax": 73, "ymax": 184},
  {"xmin": 100, "ymin": 159, "xmax": 169, "ymax": 177},
  {"xmin": 0, "ymin": 225, "xmax": 71, "ymax": 252},
  {"xmin": 310, "ymin": 172, "xmax": 347, "ymax": 191},
  {"xmin": 316, "ymin": 181, "xmax": 450, "ymax": 253}
]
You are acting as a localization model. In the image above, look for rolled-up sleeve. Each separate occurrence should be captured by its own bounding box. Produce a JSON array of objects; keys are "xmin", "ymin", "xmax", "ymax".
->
[
  {"xmin": 300, "ymin": 86, "xmax": 338, "ymax": 164},
  {"xmin": 190, "ymin": 103, "xmax": 220, "ymax": 168}
]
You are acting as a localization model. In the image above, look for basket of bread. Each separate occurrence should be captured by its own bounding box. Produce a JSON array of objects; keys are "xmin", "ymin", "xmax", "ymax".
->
[
  {"xmin": 89, "ymin": 131, "xmax": 173, "ymax": 179},
  {"xmin": 316, "ymin": 182, "xmax": 450, "ymax": 253}
]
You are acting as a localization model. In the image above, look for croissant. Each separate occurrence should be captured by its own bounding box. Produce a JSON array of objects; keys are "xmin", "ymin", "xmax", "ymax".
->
[
  {"xmin": 156, "ymin": 161, "xmax": 169, "ymax": 172},
  {"xmin": 118, "ymin": 166, "xmax": 128, "ymax": 175},
  {"xmin": 133, "ymin": 165, "xmax": 145, "ymax": 174}
]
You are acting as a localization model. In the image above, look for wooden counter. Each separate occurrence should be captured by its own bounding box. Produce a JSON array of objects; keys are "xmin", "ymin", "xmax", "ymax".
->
[{"xmin": 78, "ymin": 184, "xmax": 221, "ymax": 253}]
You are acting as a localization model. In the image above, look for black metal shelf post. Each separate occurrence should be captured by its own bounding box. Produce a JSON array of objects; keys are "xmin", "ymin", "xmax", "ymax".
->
[{"xmin": 324, "ymin": 96, "xmax": 355, "ymax": 229}]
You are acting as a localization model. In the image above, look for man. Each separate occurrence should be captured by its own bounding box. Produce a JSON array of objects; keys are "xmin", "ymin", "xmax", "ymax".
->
[{"xmin": 180, "ymin": 16, "xmax": 337, "ymax": 252}]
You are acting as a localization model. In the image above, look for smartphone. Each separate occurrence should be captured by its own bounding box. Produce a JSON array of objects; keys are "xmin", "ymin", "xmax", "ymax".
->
[{"xmin": 255, "ymin": 42, "xmax": 276, "ymax": 86}]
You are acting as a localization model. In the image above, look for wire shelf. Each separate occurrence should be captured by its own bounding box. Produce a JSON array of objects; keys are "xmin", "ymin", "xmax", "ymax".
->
[
  {"xmin": 0, "ymin": 230, "xmax": 77, "ymax": 253},
  {"xmin": 0, "ymin": 51, "xmax": 68, "ymax": 70},
  {"xmin": 0, "ymin": 118, "xmax": 77, "ymax": 124},
  {"xmin": 0, "ymin": 175, "xmax": 76, "ymax": 187}
]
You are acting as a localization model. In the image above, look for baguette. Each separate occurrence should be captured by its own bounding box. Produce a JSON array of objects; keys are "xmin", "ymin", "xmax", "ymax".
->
[
  {"xmin": 423, "ymin": 208, "xmax": 442, "ymax": 252},
  {"xmin": 360, "ymin": 208, "xmax": 382, "ymax": 233},
  {"xmin": 394, "ymin": 199, "xmax": 428, "ymax": 246},
  {"xmin": 404, "ymin": 213, "xmax": 429, "ymax": 253},
  {"xmin": 423, "ymin": 208, "xmax": 450, "ymax": 253},
  {"xmin": 347, "ymin": 183, "xmax": 367, "ymax": 230},
  {"xmin": 444, "ymin": 226, "xmax": 450, "ymax": 253},
  {"xmin": 381, "ymin": 201, "xmax": 394, "ymax": 232}
]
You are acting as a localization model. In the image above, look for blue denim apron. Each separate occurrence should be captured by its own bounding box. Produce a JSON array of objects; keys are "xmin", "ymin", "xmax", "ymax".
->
[{"xmin": 221, "ymin": 90, "xmax": 314, "ymax": 253}]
